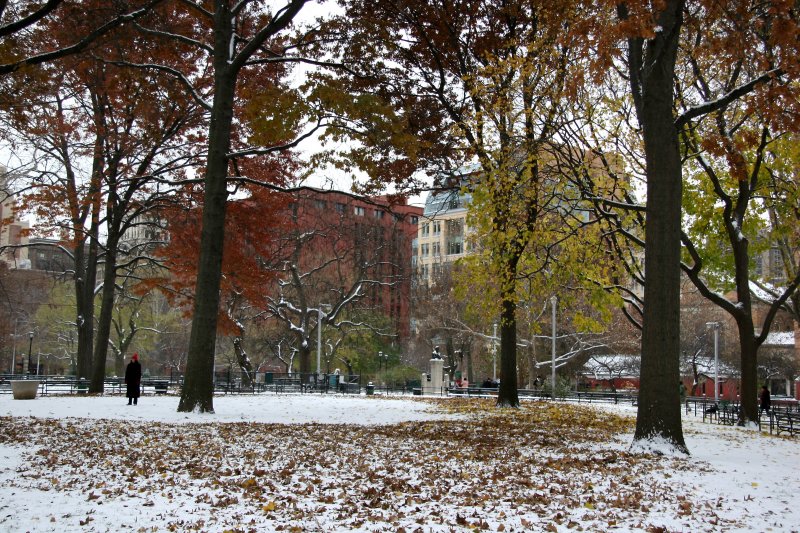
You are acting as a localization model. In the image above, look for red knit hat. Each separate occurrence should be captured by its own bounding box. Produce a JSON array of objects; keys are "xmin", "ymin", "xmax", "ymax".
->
[{"xmin": 132, "ymin": 353, "xmax": 139, "ymax": 362}]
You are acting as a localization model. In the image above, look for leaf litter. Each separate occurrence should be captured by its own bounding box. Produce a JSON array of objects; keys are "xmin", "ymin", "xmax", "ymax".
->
[{"xmin": 0, "ymin": 396, "xmax": 797, "ymax": 532}]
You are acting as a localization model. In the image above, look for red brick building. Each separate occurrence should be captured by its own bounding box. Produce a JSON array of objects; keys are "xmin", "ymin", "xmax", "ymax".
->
[{"xmin": 283, "ymin": 189, "xmax": 422, "ymax": 340}]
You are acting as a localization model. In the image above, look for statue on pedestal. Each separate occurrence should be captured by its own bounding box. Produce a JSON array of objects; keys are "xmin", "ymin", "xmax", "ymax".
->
[{"xmin": 431, "ymin": 346, "xmax": 443, "ymax": 360}]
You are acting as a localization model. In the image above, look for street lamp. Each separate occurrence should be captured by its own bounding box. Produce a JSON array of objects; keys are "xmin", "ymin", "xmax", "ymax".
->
[
  {"xmin": 27, "ymin": 331, "xmax": 33, "ymax": 376},
  {"xmin": 706, "ymin": 322, "xmax": 720, "ymax": 403},
  {"xmin": 378, "ymin": 350, "xmax": 390, "ymax": 373},
  {"xmin": 551, "ymin": 296, "xmax": 557, "ymax": 399}
]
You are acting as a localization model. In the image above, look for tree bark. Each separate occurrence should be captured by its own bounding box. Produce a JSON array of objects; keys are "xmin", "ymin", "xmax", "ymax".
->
[
  {"xmin": 497, "ymin": 288, "xmax": 520, "ymax": 407},
  {"xmin": 736, "ymin": 317, "xmax": 759, "ymax": 423},
  {"xmin": 90, "ymin": 242, "xmax": 118, "ymax": 393},
  {"xmin": 628, "ymin": 0, "xmax": 688, "ymax": 452},
  {"xmin": 298, "ymin": 341, "xmax": 312, "ymax": 375},
  {"xmin": 233, "ymin": 337, "xmax": 254, "ymax": 388},
  {"xmin": 178, "ymin": 3, "xmax": 237, "ymax": 413},
  {"xmin": 74, "ymin": 228, "xmax": 99, "ymax": 379},
  {"xmin": 466, "ymin": 345, "xmax": 474, "ymax": 384},
  {"xmin": 730, "ymin": 197, "xmax": 758, "ymax": 423}
]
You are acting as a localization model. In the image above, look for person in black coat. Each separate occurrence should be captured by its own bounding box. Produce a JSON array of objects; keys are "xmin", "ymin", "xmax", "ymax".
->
[
  {"xmin": 759, "ymin": 385, "xmax": 771, "ymax": 416},
  {"xmin": 125, "ymin": 353, "xmax": 142, "ymax": 405}
]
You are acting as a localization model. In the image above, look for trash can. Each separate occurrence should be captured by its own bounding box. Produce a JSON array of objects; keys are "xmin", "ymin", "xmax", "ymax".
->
[
  {"xmin": 366, "ymin": 382, "xmax": 375, "ymax": 396},
  {"xmin": 413, "ymin": 388, "xmax": 422, "ymax": 396}
]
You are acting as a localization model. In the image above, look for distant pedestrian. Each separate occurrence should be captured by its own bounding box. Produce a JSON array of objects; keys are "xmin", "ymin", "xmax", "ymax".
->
[
  {"xmin": 759, "ymin": 385, "xmax": 771, "ymax": 417},
  {"xmin": 125, "ymin": 353, "xmax": 142, "ymax": 406}
]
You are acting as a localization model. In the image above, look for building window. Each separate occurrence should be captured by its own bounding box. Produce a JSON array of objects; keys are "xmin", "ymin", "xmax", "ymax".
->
[
  {"xmin": 448, "ymin": 239, "xmax": 463, "ymax": 255},
  {"xmin": 769, "ymin": 247, "xmax": 785, "ymax": 280},
  {"xmin": 374, "ymin": 209, "xmax": 384, "ymax": 219},
  {"xmin": 315, "ymin": 199, "xmax": 327, "ymax": 209},
  {"xmin": 421, "ymin": 223, "xmax": 430, "ymax": 236},
  {"xmin": 447, "ymin": 218, "xmax": 464, "ymax": 236},
  {"xmin": 335, "ymin": 203, "xmax": 346, "ymax": 213},
  {"xmin": 432, "ymin": 221, "xmax": 441, "ymax": 235},
  {"xmin": 354, "ymin": 206, "xmax": 365, "ymax": 216},
  {"xmin": 410, "ymin": 216, "xmax": 419, "ymax": 224},
  {"xmin": 753, "ymin": 254, "xmax": 763, "ymax": 277},
  {"xmin": 432, "ymin": 242, "xmax": 441, "ymax": 256},
  {"xmin": 421, "ymin": 243, "xmax": 430, "ymax": 256}
]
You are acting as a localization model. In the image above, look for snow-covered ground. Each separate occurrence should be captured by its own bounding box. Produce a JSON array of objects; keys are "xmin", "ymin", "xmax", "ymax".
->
[{"xmin": 0, "ymin": 393, "xmax": 797, "ymax": 532}]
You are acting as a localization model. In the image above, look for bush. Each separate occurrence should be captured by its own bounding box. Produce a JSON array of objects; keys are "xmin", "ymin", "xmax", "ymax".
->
[{"xmin": 542, "ymin": 376, "xmax": 572, "ymax": 399}]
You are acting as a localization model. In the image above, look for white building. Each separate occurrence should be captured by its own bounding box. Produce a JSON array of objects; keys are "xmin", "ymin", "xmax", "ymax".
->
[
  {"xmin": 0, "ymin": 167, "xmax": 30, "ymax": 269},
  {"xmin": 413, "ymin": 186, "xmax": 472, "ymax": 285}
]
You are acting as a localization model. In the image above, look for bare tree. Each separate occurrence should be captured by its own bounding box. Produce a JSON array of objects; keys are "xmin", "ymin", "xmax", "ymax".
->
[{"xmin": 263, "ymin": 191, "xmax": 407, "ymax": 375}]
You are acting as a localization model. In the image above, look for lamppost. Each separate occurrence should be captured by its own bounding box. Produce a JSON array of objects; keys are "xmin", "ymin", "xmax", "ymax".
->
[
  {"xmin": 27, "ymin": 331, "xmax": 33, "ymax": 376},
  {"xmin": 316, "ymin": 304, "xmax": 330, "ymax": 376},
  {"xmin": 10, "ymin": 334, "xmax": 16, "ymax": 375},
  {"xmin": 378, "ymin": 351, "xmax": 383, "ymax": 372},
  {"xmin": 551, "ymin": 296, "xmax": 557, "ymax": 399},
  {"xmin": 492, "ymin": 322, "xmax": 498, "ymax": 382},
  {"xmin": 706, "ymin": 322, "xmax": 720, "ymax": 403}
]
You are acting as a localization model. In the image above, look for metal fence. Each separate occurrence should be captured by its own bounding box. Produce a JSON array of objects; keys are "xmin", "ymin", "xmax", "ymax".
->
[{"xmin": 0, "ymin": 372, "xmax": 426, "ymax": 396}]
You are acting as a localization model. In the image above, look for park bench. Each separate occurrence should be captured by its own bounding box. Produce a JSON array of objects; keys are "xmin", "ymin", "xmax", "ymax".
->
[
  {"xmin": 771, "ymin": 411, "xmax": 800, "ymax": 437},
  {"xmin": 716, "ymin": 403, "xmax": 738, "ymax": 425},
  {"xmin": 103, "ymin": 378, "xmax": 123, "ymax": 395},
  {"xmin": 447, "ymin": 387, "xmax": 497, "ymax": 397}
]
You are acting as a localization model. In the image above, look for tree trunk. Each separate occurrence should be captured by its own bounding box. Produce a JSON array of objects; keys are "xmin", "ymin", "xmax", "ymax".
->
[
  {"xmin": 730, "ymin": 220, "xmax": 759, "ymax": 424},
  {"xmin": 445, "ymin": 336, "xmax": 455, "ymax": 376},
  {"xmin": 233, "ymin": 337, "xmax": 254, "ymax": 388},
  {"xmin": 497, "ymin": 294, "xmax": 520, "ymax": 407},
  {"xmin": 630, "ymin": 0, "xmax": 688, "ymax": 453},
  {"xmin": 736, "ymin": 317, "xmax": 759, "ymax": 423},
  {"xmin": 466, "ymin": 345, "xmax": 474, "ymax": 384},
  {"xmin": 178, "ymin": 5, "xmax": 237, "ymax": 413},
  {"xmin": 115, "ymin": 351, "xmax": 125, "ymax": 377},
  {"xmin": 691, "ymin": 362, "xmax": 700, "ymax": 396},
  {"xmin": 298, "ymin": 342, "xmax": 311, "ymax": 374},
  {"xmin": 90, "ymin": 244, "xmax": 118, "ymax": 393},
  {"xmin": 75, "ymin": 229, "xmax": 99, "ymax": 380}
]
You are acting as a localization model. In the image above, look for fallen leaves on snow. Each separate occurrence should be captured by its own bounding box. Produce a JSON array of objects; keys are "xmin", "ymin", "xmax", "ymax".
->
[{"xmin": 0, "ymin": 399, "xmax": 743, "ymax": 532}]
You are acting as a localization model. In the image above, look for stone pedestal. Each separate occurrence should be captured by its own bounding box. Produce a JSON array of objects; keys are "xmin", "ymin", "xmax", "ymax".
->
[
  {"xmin": 423, "ymin": 358, "xmax": 444, "ymax": 395},
  {"xmin": 11, "ymin": 380, "xmax": 40, "ymax": 400}
]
